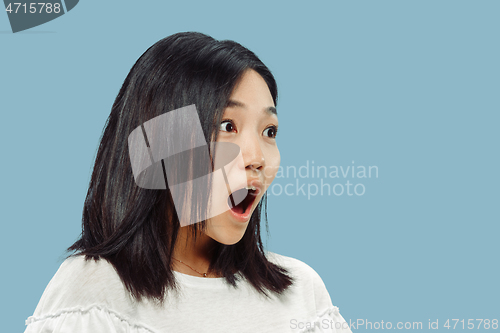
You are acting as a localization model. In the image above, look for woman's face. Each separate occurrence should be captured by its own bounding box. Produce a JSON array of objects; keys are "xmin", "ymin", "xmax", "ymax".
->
[{"xmin": 204, "ymin": 69, "xmax": 280, "ymax": 245}]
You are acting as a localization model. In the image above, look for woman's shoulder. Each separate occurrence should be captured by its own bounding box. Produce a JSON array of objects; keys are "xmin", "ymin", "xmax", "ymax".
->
[
  {"xmin": 265, "ymin": 251, "xmax": 334, "ymax": 307},
  {"xmin": 31, "ymin": 255, "xmax": 134, "ymax": 318},
  {"xmin": 265, "ymin": 251, "xmax": 325, "ymax": 283},
  {"xmin": 265, "ymin": 251, "xmax": 314, "ymax": 270},
  {"xmin": 265, "ymin": 252, "xmax": 352, "ymax": 332}
]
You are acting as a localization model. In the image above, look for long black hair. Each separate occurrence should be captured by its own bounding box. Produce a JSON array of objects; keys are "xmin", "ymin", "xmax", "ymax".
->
[{"xmin": 67, "ymin": 32, "xmax": 293, "ymax": 303}]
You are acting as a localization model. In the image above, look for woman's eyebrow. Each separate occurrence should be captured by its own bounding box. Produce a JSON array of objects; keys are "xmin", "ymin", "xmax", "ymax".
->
[{"xmin": 226, "ymin": 99, "xmax": 277, "ymax": 116}]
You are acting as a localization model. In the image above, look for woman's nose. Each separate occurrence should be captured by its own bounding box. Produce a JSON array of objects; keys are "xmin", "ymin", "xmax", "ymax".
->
[{"xmin": 242, "ymin": 137, "xmax": 265, "ymax": 172}]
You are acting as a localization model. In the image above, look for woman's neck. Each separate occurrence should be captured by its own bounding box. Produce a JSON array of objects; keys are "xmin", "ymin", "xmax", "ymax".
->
[{"xmin": 172, "ymin": 227, "xmax": 221, "ymax": 278}]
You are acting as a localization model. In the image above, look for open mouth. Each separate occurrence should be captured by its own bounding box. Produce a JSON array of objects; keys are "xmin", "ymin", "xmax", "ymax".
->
[{"xmin": 227, "ymin": 188, "xmax": 257, "ymax": 215}]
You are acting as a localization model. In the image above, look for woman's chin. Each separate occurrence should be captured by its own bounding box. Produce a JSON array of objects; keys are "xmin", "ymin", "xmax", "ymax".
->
[
  {"xmin": 209, "ymin": 229, "xmax": 246, "ymax": 245},
  {"xmin": 204, "ymin": 222, "xmax": 248, "ymax": 245}
]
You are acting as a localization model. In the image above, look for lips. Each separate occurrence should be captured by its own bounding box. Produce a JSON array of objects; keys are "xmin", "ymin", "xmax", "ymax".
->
[{"xmin": 227, "ymin": 187, "xmax": 257, "ymax": 216}]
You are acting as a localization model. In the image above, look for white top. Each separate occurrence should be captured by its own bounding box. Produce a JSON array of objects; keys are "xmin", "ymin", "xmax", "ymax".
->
[{"xmin": 24, "ymin": 252, "xmax": 352, "ymax": 333}]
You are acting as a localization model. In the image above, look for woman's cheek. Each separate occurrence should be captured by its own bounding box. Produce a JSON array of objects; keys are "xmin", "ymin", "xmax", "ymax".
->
[{"xmin": 264, "ymin": 147, "xmax": 280, "ymax": 188}]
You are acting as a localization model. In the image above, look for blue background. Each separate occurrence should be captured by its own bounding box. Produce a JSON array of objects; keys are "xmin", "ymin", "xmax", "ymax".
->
[{"xmin": 2, "ymin": 1, "xmax": 499, "ymax": 332}]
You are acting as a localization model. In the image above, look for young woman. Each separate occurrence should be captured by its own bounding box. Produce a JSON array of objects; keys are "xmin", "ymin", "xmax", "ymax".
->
[{"xmin": 24, "ymin": 32, "xmax": 352, "ymax": 333}]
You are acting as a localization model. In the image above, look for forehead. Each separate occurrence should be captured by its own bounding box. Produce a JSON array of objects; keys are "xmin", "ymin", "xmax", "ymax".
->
[
  {"xmin": 225, "ymin": 99, "xmax": 277, "ymax": 116},
  {"xmin": 228, "ymin": 70, "xmax": 275, "ymax": 109}
]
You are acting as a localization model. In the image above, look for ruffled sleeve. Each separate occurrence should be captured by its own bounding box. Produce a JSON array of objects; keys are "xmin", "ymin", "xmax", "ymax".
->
[
  {"xmin": 24, "ymin": 305, "xmax": 157, "ymax": 333},
  {"xmin": 298, "ymin": 305, "xmax": 353, "ymax": 333},
  {"xmin": 298, "ymin": 267, "xmax": 353, "ymax": 333}
]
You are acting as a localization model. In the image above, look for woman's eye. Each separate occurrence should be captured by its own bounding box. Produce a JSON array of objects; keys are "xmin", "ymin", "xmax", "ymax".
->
[
  {"xmin": 220, "ymin": 120, "xmax": 234, "ymax": 132},
  {"xmin": 263, "ymin": 126, "xmax": 278, "ymax": 138}
]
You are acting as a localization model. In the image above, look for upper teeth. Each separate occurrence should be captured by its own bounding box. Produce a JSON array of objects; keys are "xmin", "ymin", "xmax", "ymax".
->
[{"xmin": 246, "ymin": 185, "xmax": 257, "ymax": 191}]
